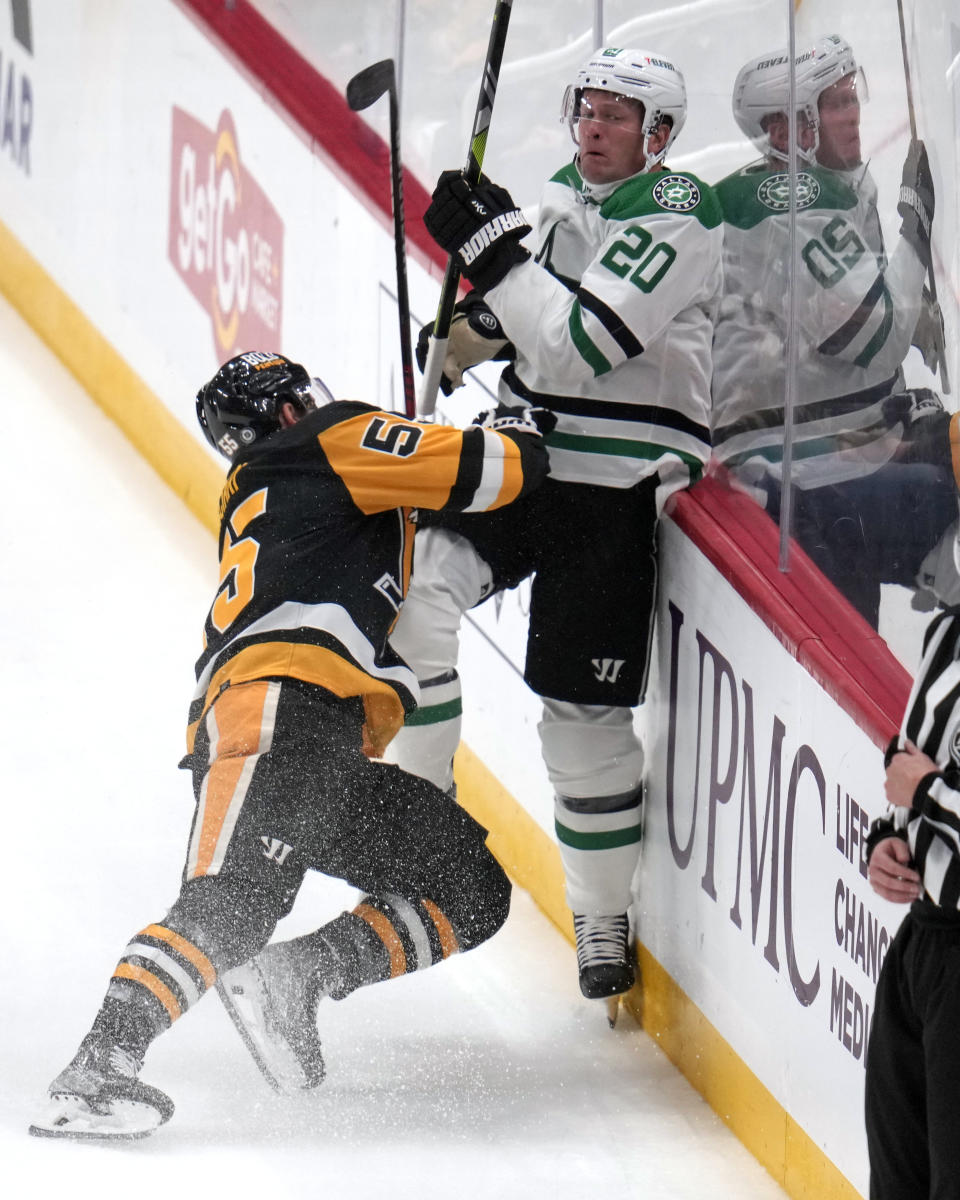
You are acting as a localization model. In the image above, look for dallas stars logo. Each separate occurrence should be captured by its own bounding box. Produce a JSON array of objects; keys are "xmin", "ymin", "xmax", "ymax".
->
[
  {"xmin": 653, "ymin": 175, "xmax": 700, "ymax": 212},
  {"xmin": 757, "ymin": 172, "xmax": 821, "ymax": 212}
]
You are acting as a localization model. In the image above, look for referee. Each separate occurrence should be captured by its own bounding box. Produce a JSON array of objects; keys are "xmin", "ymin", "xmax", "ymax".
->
[{"xmin": 866, "ymin": 607, "xmax": 960, "ymax": 1199}]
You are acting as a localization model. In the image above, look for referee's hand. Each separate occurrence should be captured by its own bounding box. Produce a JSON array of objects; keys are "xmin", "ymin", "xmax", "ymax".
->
[
  {"xmin": 868, "ymin": 836, "xmax": 922, "ymax": 904},
  {"xmin": 884, "ymin": 741, "xmax": 939, "ymax": 807}
]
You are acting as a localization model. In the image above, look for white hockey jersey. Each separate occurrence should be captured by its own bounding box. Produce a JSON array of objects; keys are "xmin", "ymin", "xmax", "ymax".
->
[
  {"xmin": 711, "ymin": 161, "xmax": 926, "ymax": 489},
  {"xmin": 485, "ymin": 160, "xmax": 723, "ymax": 495}
]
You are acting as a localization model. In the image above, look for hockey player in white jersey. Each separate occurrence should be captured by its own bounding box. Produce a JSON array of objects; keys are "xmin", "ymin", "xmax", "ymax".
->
[
  {"xmin": 712, "ymin": 34, "xmax": 959, "ymax": 627},
  {"xmin": 385, "ymin": 47, "xmax": 723, "ymax": 1007}
]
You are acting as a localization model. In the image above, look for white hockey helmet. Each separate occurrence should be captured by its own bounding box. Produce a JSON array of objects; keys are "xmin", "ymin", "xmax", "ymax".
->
[
  {"xmin": 561, "ymin": 47, "xmax": 687, "ymax": 172},
  {"xmin": 732, "ymin": 34, "xmax": 864, "ymax": 164}
]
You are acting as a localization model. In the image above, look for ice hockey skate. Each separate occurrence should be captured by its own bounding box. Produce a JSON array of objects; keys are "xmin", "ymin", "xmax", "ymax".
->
[
  {"xmin": 217, "ymin": 937, "xmax": 331, "ymax": 1093},
  {"xmin": 28, "ymin": 1029, "xmax": 174, "ymax": 1141},
  {"xmin": 574, "ymin": 913, "xmax": 635, "ymax": 1005}
]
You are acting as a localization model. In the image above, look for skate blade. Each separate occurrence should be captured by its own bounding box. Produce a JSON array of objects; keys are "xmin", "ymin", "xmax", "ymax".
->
[
  {"xmin": 28, "ymin": 1093, "xmax": 166, "ymax": 1141},
  {"xmin": 605, "ymin": 995, "xmax": 621, "ymax": 1029},
  {"xmin": 217, "ymin": 973, "xmax": 319, "ymax": 1094}
]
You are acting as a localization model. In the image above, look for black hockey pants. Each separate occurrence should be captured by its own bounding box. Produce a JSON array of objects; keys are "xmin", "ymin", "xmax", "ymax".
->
[
  {"xmin": 764, "ymin": 460, "xmax": 956, "ymax": 628},
  {"xmin": 169, "ymin": 679, "xmax": 510, "ymax": 973},
  {"xmin": 865, "ymin": 905, "xmax": 960, "ymax": 1199}
]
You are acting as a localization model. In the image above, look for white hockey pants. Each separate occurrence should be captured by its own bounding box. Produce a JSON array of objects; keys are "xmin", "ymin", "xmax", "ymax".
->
[{"xmin": 386, "ymin": 528, "xmax": 492, "ymax": 793}]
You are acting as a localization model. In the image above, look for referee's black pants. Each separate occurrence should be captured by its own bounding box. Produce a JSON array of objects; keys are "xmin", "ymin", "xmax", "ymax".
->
[{"xmin": 866, "ymin": 904, "xmax": 960, "ymax": 1199}]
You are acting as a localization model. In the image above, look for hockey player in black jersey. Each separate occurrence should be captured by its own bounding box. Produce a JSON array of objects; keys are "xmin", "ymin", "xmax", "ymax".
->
[{"xmin": 29, "ymin": 351, "xmax": 550, "ymax": 1140}]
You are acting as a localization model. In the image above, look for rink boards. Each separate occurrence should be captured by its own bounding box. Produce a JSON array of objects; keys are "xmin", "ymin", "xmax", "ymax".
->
[{"xmin": 3, "ymin": 3, "xmax": 957, "ymax": 1197}]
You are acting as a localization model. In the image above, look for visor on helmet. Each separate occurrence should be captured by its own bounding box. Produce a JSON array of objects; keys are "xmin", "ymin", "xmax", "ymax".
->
[
  {"xmin": 306, "ymin": 376, "xmax": 336, "ymax": 408},
  {"xmin": 561, "ymin": 88, "xmax": 646, "ymax": 145},
  {"xmin": 817, "ymin": 67, "xmax": 869, "ymax": 113}
]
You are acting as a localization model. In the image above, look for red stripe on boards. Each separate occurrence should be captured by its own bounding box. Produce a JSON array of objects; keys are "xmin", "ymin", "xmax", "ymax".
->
[{"xmin": 174, "ymin": 0, "xmax": 444, "ymax": 277}]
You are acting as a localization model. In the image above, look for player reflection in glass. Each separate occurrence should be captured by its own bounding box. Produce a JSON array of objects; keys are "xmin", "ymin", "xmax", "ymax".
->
[{"xmin": 712, "ymin": 34, "xmax": 957, "ymax": 629}]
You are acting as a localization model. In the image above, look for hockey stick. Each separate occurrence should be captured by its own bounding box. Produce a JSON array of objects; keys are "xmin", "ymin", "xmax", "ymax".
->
[
  {"xmin": 896, "ymin": 0, "xmax": 950, "ymax": 394},
  {"xmin": 417, "ymin": 0, "xmax": 514, "ymax": 417},
  {"xmin": 346, "ymin": 58, "xmax": 416, "ymax": 418}
]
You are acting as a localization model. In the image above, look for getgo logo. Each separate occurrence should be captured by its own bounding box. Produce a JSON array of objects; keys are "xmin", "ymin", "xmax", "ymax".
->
[{"xmin": 168, "ymin": 107, "xmax": 284, "ymax": 359}]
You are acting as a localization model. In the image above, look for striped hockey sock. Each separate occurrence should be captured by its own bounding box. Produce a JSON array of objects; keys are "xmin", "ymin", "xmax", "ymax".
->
[
  {"xmin": 319, "ymin": 892, "xmax": 461, "ymax": 997},
  {"xmin": 554, "ymin": 796, "xmax": 644, "ymax": 915},
  {"xmin": 95, "ymin": 923, "xmax": 218, "ymax": 1051},
  {"xmin": 386, "ymin": 671, "xmax": 462, "ymax": 793}
]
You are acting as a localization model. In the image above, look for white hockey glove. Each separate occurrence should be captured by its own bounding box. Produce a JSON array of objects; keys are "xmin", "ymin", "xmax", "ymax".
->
[
  {"xmin": 473, "ymin": 403, "xmax": 556, "ymax": 439},
  {"xmin": 912, "ymin": 286, "xmax": 948, "ymax": 379},
  {"xmin": 914, "ymin": 518, "xmax": 960, "ymax": 610},
  {"xmin": 415, "ymin": 293, "xmax": 514, "ymax": 396}
]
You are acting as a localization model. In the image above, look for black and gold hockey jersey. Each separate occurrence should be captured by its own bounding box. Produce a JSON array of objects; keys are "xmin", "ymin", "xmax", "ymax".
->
[{"xmin": 187, "ymin": 400, "xmax": 547, "ymax": 757}]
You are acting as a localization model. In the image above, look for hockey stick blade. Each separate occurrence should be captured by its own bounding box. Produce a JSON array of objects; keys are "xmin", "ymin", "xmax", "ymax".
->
[
  {"xmin": 345, "ymin": 57, "xmax": 415, "ymax": 416},
  {"xmin": 346, "ymin": 59, "xmax": 396, "ymax": 112}
]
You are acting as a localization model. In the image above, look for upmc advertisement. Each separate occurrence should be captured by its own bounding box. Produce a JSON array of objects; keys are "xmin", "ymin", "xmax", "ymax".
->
[{"xmin": 643, "ymin": 521, "xmax": 906, "ymax": 1192}]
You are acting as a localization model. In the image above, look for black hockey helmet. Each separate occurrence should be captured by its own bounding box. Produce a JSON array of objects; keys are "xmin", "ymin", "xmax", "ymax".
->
[{"xmin": 196, "ymin": 351, "xmax": 334, "ymax": 460}]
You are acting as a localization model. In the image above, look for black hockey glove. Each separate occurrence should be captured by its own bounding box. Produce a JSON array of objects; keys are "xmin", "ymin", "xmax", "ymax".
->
[
  {"xmin": 415, "ymin": 293, "xmax": 515, "ymax": 396},
  {"xmin": 473, "ymin": 403, "xmax": 556, "ymax": 438},
  {"xmin": 883, "ymin": 385, "xmax": 945, "ymax": 430},
  {"xmin": 424, "ymin": 169, "xmax": 531, "ymax": 292},
  {"xmin": 898, "ymin": 138, "xmax": 935, "ymax": 271},
  {"xmin": 884, "ymin": 387, "xmax": 951, "ymax": 469}
]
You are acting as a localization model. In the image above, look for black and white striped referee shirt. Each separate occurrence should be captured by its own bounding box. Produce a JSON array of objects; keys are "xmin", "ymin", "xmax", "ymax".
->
[{"xmin": 871, "ymin": 609, "xmax": 960, "ymax": 910}]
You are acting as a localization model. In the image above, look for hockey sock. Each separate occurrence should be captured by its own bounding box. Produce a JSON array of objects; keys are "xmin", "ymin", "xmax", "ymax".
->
[
  {"xmin": 554, "ymin": 794, "xmax": 644, "ymax": 915},
  {"xmin": 317, "ymin": 893, "xmax": 461, "ymax": 999},
  {"xmin": 90, "ymin": 992, "xmax": 164, "ymax": 1064},
  {"xmin": 386, "ymin": 670, "xmax": 462, "ymax": 793},
  {"xmin": 96, "ymin": 922, "xmax": 218, "ymax": 1050}
]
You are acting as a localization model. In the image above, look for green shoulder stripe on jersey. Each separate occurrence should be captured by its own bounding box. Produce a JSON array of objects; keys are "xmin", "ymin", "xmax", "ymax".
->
[
  {"xmin": 716, "ymin": 164, "xmax": 858, "ymax": 230},
  {"xmin": 547, "ymin": 430, "xmax": 704, "ymax": 473},
  {"xmin": 600, "ymin": 170, "xmax": 722, "ymax": 230},
  {"xmin": 555, "ymin": 818, "xmax": 643, "ymax": 851},
  {"xmin": 569, "ymin": 301, "xmax": 613, "ymax": 376},
  {"xmin": 854, "ymin": 286, "xmax": 894, "ymax": 368},
  {"xmin": 549, "ymin": 161, "xmax": 584, "ymax": 190}
]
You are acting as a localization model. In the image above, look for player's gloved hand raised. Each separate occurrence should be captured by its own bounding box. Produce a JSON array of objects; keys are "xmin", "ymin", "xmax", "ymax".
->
[
  {"xmin": 415, "ymin": 292, "xmax": 515, "ymax": 396},
  {"xmin": 473, "ymin": 403, "xmax": 556, "ymax": 438},
  {"xmin": 898, "ymin": 139, "xmax": 935, "ymax": 270},
  {"xmin": 424, "ymin": 170, "xmax": 531, "ymax": 292}
]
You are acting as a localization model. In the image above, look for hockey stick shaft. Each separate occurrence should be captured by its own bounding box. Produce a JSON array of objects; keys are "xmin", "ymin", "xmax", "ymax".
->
[
  {"xmin": 346, "ymin": 59, "xmax": 416, "ymax": 417},
  {"xmin": 386, "ymin": 82, "xmax": 416, "ymax": 417},
  {"xmin": 895, "ymin": 0, "xmax": 917, "ymax": 139},
  {"xmin": 417, "ymin": 0, "xmax": 514, "ymax": 417},
  {"xmin": 896, "ymin": 0, "xmax": 950, "ymax": 393}
]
